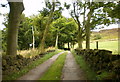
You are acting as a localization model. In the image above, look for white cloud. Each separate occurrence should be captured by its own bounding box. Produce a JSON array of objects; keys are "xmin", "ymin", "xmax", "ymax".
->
[
  {"xmin": 0, "ymin": 0, "xmax": 9, "ymax": 30},
  {"xmin": 23, "ymin": 0, "xmax": 45, "ymax": 17}
]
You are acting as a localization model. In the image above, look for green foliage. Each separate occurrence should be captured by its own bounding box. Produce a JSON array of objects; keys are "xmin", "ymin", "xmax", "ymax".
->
[
  {"xmin": 64, "ymin": 2, "xmax": 70, "ymax": 9},
  {"xmin": 90, "ymin": 2, "xmax": 117, "ymax": 29},
  {"xmin": 2, "ymin": 12, "xmax": 77, "ymax": 51},
  {"xmin": 93, "ymin": 34, "xmax": 102, "ymax": 40},
  {"xmin": 40, "ymin": 52, "xmax": 67, "ymax": 80},
  {"xmin": 39, "ymin": 8, "xmax": 50, "ymax": 17},
  {"xmin": 109, "ymin": 2, "xmax": 120, "ymax": 19},
  {"xmin": 51, "ymin": 17, "xmax": 77, "ymax": 48},
  {"xmin": 2, "ymin": 14, "xmax": 9, "ymax": 52},
  {"xmin": 2, "ymin": 28, "xmax": 7, "ymax": 52},
  {"xmin": 18, "ymin": 17, "xmax": 33, "ymax": 50}
]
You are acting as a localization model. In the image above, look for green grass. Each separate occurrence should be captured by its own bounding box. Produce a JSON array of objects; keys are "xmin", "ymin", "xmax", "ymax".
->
[
  {"xmin": 71, "ymin": 50, "xmax": 97, "ymax": 80},
  {"xmin": 86, "ymin": 40, "xmax": 118, "ymax": 54},
  {"xmin": 72, "ymin": 50, "xmax": 115, "ymax": 80},
  {"xmin": 91, "ymin": 41, "xmax": 118, "ymax": 54},
  {"xmin": 39, "ymin": 52, "xmax": 67, "ymax": 80},
  {"xmin": 74, "ymin": 40, "xmax": 118, "ymax": 54},
  {"xmin": 96, "ymin": 71, "xmax": 115, "ymax": 80},
  {"xmin": 3, "ymin": 50, "xmax": 63, "ymax": 80}
]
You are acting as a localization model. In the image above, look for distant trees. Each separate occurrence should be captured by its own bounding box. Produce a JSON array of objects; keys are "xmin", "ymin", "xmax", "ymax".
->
[
  {"xmin": 51, "ymin": 17, "xmax": 77, "ymax": 49},
  {"xmin": 51, "ymin": 17, "xmax": 67, "ymax": 49},
  {"xmin": 18, "ymin": 15, "xmax": 34, "ymax": 50},
  {"xmin": 7, "ymin": 2, "xmax": 24, "ymax": 55}
]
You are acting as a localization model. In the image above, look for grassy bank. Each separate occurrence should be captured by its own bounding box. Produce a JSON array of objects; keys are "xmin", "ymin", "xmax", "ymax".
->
[
  {"xmin": 72, "ymin": 50, "xmax": 115, "ymax": 80},
  {"xmin": 3, "ymin": 50, "xmax": 63, "ymax": 80},
  {"xmin": 71, "ymin": 50, "xmax": 97, "ymax": 80},
  {"xmin": 39, "ymin": 52, "xmax": 67, "ymax": 80}
]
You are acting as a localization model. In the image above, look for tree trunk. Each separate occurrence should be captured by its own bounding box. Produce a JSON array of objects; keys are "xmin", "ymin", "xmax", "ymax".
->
[
  {"xmin": 39, "ymin": 1, "xmax": 55, "ymax": 54},
  {"xmin": 77, "ymin": 22, "xmax": 83, "ymax": 49},
  {"xmin": 72, "ymin": 2, "xmax": 83, "ymax": 49},
  {"xmin": 70, "ymin": 42, "xmax": 72, "ymax": 48},
  {"xmin": 32, "ymin": 26, "xmax": 35, "ymax": 50},
  {"xmin": 86, "ymin": 24, "xmax": 90, "ymax": 49},
  {"xmin": 85, "ymin": 8, "xmax": 94, "ymax": 49},
  {"xmin": 78, "ymin": 34, "xmax": 83, "ymax": 49},
  {"xmin": 55, "ymin": 33, "xmax": 58, "ymax": 49},
  {"xmin": 7, "ymin": 2, "xmax": 24, "ymax": 55}
]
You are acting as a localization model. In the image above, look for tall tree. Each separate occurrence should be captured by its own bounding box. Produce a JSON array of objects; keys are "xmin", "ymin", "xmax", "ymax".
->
[
  {"xmin": 71, "ymin": 1, "xmax": 83, "ymax": 49},
  {"xmin": 85, "ymin": 2, "xmax": 95, "ymax": 49},
  {"xmin": 7, "ymin": 1, "xmax": 24, "ymax": 55},
  {"xmin": 65, "ymin": 1, "xmax": 116, "ymax": 49},
  {"xmin": 64, "ymin": 1, "xmax": 86, "ymax": 49},
  {"xmin": 85, "ymin": 2, "xmax": 117, "ymax": 49},
  {"xmin": 39, "ymin": 0, "xmax": 55, "ymax": 54}
]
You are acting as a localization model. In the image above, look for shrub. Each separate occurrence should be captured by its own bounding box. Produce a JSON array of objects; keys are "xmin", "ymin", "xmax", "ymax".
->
[{"xmin": 93, "ymin": 34, "xmax": 102, "ymax": 40}]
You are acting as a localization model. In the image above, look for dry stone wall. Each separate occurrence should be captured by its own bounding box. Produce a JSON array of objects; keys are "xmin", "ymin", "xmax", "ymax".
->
[
  {"xmin": 75, "ymin": 49, "xmax": 120, "ymax": 79},
  {"xmin": 2, "ymin": 50, "xmax": 55, "ymax": 76}
]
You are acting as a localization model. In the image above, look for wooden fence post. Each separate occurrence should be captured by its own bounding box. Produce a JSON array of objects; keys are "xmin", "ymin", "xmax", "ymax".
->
[{"xmin": 96, "ymin": 41, "xmax": 98, "ymax": 49}]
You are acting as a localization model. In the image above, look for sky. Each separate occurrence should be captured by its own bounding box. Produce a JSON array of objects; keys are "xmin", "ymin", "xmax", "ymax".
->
[{"xmin": 0, "ymin": 0, "xmax": 119, "ymax": 31}]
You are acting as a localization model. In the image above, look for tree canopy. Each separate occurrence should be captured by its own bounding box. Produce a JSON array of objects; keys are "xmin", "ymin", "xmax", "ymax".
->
[{"xmin": 1, "ymin": 0, "xmax": 119, "ymax": 55}]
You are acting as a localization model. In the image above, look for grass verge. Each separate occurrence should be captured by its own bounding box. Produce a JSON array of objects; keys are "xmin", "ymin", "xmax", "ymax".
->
[
  {"xmin": 71, "ymin": 50, "xmax": 114, "ymax": 80},
  {"xmin": 71, "ymin": 50, "xmax": 97, "ymax": 80},
  {"xmin": 96, "ymin": 71, "xmax": 115, "ymax": 80},
  {"xmin": 3, "ymin": 50, "xmax": 63, "ymax": 80},
  {"xmin": 39, "ymin": 52, "xmax": 67, "ymax": 80}
]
